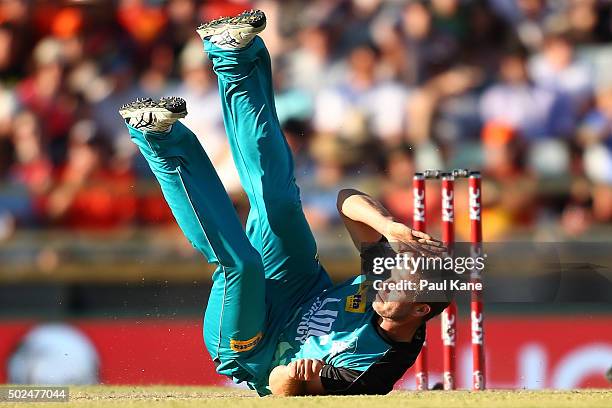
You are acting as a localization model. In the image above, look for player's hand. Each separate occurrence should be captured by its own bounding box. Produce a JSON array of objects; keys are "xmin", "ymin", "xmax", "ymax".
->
[
  {"xmin": 287, "ymin": 359, "xmax": 325, "ymax": 381},
  {"xmin": 384, "ymin": 221, "xmax": 446, "ymax": 256}
]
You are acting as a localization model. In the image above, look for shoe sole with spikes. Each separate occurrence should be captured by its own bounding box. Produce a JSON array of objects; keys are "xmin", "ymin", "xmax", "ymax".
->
[
  {"xmin": 119, "ymin": 97, "xmax": 187, "ymax": 132},
  {"xmin": 196, "ymin": 9, "xmax": 266, "ymax": 48}
]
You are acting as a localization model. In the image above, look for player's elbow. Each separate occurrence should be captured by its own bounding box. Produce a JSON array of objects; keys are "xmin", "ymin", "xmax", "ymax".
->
[
  {"xmin": 336, "ymin": 188, "xmax": 360, "ymax": 213},
  {"xmin": 336, "ymin": 189, "xmax": 348, "ymax": 213},
  {"xmin": 269, "ymin": 366, "xmax": 326, "ymax": 396},
  {"xmin": 269, "ymin": 366, "xmax": 303, "ymax": 396}
]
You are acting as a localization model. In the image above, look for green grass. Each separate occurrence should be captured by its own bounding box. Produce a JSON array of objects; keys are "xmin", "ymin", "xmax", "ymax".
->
[{"xmin": 2, "ymin": 386, "xmax": 611, "ymax": 408}]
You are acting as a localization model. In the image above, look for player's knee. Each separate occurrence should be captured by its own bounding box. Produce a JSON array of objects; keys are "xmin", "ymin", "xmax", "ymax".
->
[
  {"xmin": 202, "ymin": 332, "xmax": 262, "ymax": 383},
  {"xmin": 211, "ymin": 245, "xmax": 263, "ymax": 273}
]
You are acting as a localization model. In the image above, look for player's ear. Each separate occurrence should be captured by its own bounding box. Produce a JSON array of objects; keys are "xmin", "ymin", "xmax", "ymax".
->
[{"xmin": 412, "ymin": 303, "xmax": 431, "ymax": 318}]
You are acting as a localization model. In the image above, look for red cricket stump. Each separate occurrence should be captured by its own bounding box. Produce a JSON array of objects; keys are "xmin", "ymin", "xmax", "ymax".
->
[
  {"xmin": 469, "ymin": 172, "xmax": 486, "ymax": 390},
  {"xmin": 412, "ymin": 173, "xmax": 428, "ymax": 391},
  {"xmin": 441, "ymin": 173, "xmax": 457, "ymax": 390}
]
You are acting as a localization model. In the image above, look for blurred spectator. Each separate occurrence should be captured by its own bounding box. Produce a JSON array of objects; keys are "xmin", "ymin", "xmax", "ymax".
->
[
  {"xmin": 314, "ymin": 44, "xmax": 410, "ymax": 144},
  {"xmin": 430, "ymin": 0, "xmax": 469, "ymax": 42},
  {"xmin": 0, "ymin": 0, "xmax": 34, "ymax": 78},
  {"xmin": 43, "ymin": 121, "xmax": 137, "ymax": 230},
  {"xmin": 301, "ymin": 134, "xmax": 361, "ymax": 231},
  {"xmin": 480, "ymin": 46, "xmax": 574, "ymax": 141},
  {"xmin": 401, "ymin": 0, "xmax": 461, "ymax": 83},
  {"xmin": 92, "ymin": 59, "xmax": 139, "ymax": 148},
  {"xmin": 579, "ymin": 87, "xmax": 612, "ymax": 222},
  {"xmin": 560, "ymin": 177, "xmax": 593, "ymax": 236},
  {"xmin": 578, "ymin": 87, "xmax": 612, "ymax": 161},
  {"xmin": 0, "ymin": 111, "xmax": 50, "ymax": 232},
  {"xmin": 464, "ymin": 1, "xmax": 511, "ymax": 70},
  {"xmin": 0, "ymin": 85, "xmax": 16, "ymax": 137},
  {"xmin": 564, "ymin": 0, "xmax": 605, "ymax": 44},
  {"xmin": 117, "ymin": 0, "xmax": 167, "ymax": 45},
  {"xmin": 164, "ymin": 0, "xmax": 200, "ymax": 54},
  {"xmin": 379, "ymin": 144, "xmax": 417, "ymax": 225},
  {"xmin": 9, "ymin": 111, "xmax": 52, "ymax": 196},
  {"xmin": 16, "ymin": 38, "xmax": 76, "ymax": 163},
  {"xmin": 285, "ymin": 25, "xmax": 335, "ymax": 93},
  {"xmin": 476, "ymin": 122, "xmax": 538, "ymax": 239},
  {"xmin": 489, "ymin": 0, "xmax": 550, "ymax": 50},
  {"xmin": 408, "ymin": 66, "xmax": 483, "ymax": 144},
  {"xmin": 138, "ymin": 43, "xmax": 176, "ymax": 98},
  {"xmin": 529, "ymin": 33, "xmax": 593, "ymax": 113},
  {"xmin": 0, "ymin": 0, "xmax": 611, "ymax": 242}
]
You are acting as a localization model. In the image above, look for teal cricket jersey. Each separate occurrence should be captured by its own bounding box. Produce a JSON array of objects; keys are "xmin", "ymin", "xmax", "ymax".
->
[{"xmin": 251, "ymin": 275, "xmax": 425, "ymax": 395}]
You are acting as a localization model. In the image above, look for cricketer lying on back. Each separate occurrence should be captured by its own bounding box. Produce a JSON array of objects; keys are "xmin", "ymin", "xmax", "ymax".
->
[{"xmin": 118, "ymin": 9, "xmax": 449, "ymax": 396}]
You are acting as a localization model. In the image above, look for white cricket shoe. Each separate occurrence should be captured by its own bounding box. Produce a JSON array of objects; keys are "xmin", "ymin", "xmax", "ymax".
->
[
  {"xmin": 196, "ymin": 9, "xmax": 266, "ymax": 49},
  {"xmin": 119, "ymin": 97, "xmax": 187, "ymax": 133}
]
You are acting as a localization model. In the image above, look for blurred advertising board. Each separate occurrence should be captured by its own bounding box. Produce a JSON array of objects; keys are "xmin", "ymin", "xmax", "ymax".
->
[{"xmin": 0, "ymin": 316, "xmax": 610, "ymax": 389}]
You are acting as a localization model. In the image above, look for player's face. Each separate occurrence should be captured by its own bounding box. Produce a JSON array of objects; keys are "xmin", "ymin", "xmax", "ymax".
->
[
  {"xmin": 372, "ymin": 295, "xmax": 430, "ymax": 322},
  {"xmin": 372, "ymin": 296, "xmax": 413, "ymax": 321},
  {"xmin": 372, "ymin": 290, "xmax": 412, "ymax": 322},
  {"xmin": 372, "ymin": 270, "xmax": 430, "ymax": 322}
]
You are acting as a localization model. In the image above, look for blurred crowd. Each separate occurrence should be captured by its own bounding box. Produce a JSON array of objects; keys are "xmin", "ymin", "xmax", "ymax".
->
[{"xmin": 1, "ymin": 0, "xmax": 612, "ymax": 243}]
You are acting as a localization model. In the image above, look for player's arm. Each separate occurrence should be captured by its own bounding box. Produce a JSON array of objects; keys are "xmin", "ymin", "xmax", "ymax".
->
[
  {"xmin": 336, "ymin": 188, "xmax": 444, "ymax": 253},
  {"xmin": 269, "ymin": 358, "xmax": 402, "ymax": 396},
  {"xmin": 269, "ymin": 359, "xmax": 326, "ymax": 396},
  {"xmin": 268, "ymin": 359, "xmax": 380, "ymax": 396}
]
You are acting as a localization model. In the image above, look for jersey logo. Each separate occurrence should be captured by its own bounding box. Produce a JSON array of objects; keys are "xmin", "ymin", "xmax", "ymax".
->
[
  {"xmin": 230, "ymin": 332, "xmax": 262, "ymax": 352},
  {"xmin": 345, "ymin": 281, "xmax": 369, "ymax": 313},
  {"xmin": 345, "ymin": 294, "xmax": 365, "ymax": 313},
  {"xmin": 295, "ymin": 297, "xmax": 341, "ymax": 344},
  {"xmin": 329, "ymin": 338, "xmax": 358, "ymax": 357}
]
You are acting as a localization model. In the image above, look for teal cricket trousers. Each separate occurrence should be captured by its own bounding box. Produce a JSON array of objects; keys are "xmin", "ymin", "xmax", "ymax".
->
[{"xmin": 126, "ymin": 37, "xmax": 332, "ymax": 391}]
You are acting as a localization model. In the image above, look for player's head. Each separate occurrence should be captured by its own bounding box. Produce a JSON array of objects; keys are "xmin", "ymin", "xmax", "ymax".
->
[
  {"xmin": 373, "ymin": 296, "xmax": 448, "ymax": 323},
  {"xmin": 362, "ymin": 242, "xmax": 453, "ymax": 324},
  {"xmin": 371, "ymin": 264, "xmax": 452, "ymax": 324}
]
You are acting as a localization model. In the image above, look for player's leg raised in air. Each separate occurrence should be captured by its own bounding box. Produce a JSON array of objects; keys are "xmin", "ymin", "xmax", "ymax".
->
[
  {"xmin": 197, "ymin": 11, "xmax": 332, "ymax": 325},
  {"xmin": 118, "ymin": 97, "xmax": 267, "ymax": 384}
]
